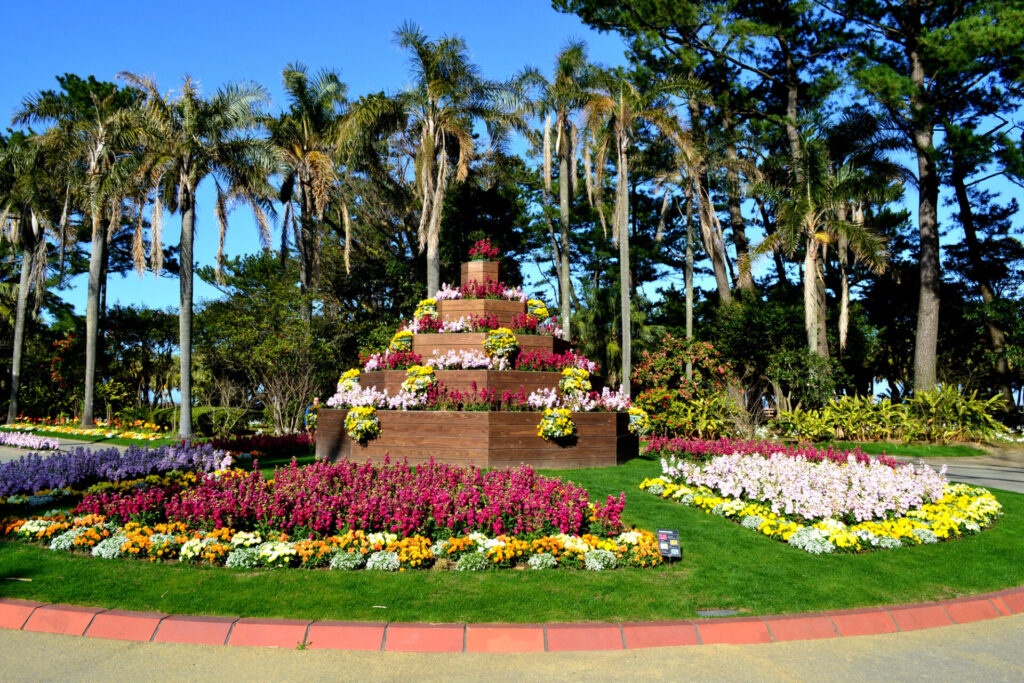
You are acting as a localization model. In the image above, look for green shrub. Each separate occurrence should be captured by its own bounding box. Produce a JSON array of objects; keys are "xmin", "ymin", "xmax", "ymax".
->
[
  {"xmin": 906, "ymin": 385, "xmax": 1008, "ymax": 443},
  {"xmin": 767, "ymin": 349, "xmax": 844, "ymax": 411},
  {"xmin": 633, "ymin": 335, "xmax": 736, "ymax": 438},
  {"xmin": 772, "ymin": 386, "xmax": 1008, "ymax": 443}
]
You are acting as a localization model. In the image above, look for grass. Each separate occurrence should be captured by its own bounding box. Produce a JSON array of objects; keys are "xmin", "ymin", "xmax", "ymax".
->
[
  {"xmin": 821, "ymin": 441, "xmax": 989, "ymax": 458},
  {"xmin": 2, "ymin": 458, "xmax": 1023, "ymax": 623}
]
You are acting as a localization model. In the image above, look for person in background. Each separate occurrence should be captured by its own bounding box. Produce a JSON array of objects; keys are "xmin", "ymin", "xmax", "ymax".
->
[{"xmin": 304, "ymin": 397, "xmax": 320, "ymax": 434}]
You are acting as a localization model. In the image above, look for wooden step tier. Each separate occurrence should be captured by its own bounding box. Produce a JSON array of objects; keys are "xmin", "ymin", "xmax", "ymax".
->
[
  {"xmin": 363, "ymin": 369, "xmax": 604, "ymax": 395},
  {"xmin": 435, "ymin": 298, "xmax": 526, "ymax": 328},
  {"xmin": 317, "ymin": 409, "xmax": 636, "ymax": 469},
  {"xmin": 413, "ymin": 333, "xmax": 570, "ymax": 359},
  {"xmin": 461, "ymin": 260, "xmax": 500, "ymax": 286}
]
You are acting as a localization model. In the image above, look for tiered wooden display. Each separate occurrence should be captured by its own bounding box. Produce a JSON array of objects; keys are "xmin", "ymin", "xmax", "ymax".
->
[{"xmin": 316, "ymin": 260, "xmax": 636, "ymax": 468}]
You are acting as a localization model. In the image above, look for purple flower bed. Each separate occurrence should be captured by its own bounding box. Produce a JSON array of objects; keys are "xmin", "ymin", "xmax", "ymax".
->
[
  {"xmin": 0, "ymin": 443, "xmax": 232, "ymax": 497},
  {"xmin": 644, "ymin": 437, "xmax": 903, "ymax": 469}
]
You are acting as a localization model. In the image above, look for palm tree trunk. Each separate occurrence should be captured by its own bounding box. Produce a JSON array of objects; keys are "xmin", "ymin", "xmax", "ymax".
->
[
  {"xmin": 617, "ymin": 135, "xmax": 632, "ymax": 397},
  {"xmin": 81, "ymin": 210, "xmax": 105, "ymax": 426},
  {"xmin": 684, "ymin": 187, "xmax": 695, "ymax": 383},
  {"xmin": 178, "ymin": 190, "xmax": 196, "ymax": 439},
  {"xmin": 951, "ymin": 158, "xmax": 1015, "ymax": 408},
  {"xmin": 298, "ymin": 185, "xmax": 315, "ymax": 322},
  {"xmin": 724, "ymin": 138, "xmax": 754, "ymax": 293},
  {"xmin": 558, "ymin": 119, "xmax": 573, "ymax": 341},
  {"xmin": 426, "ymin": 151, "xmax": 446, "ymax": 297},
  {"xmin": 803, "ymin": 236, "xmax": 823, "ymax": 356},
  {"xmin": 6, "ymin": 241, "xmax": 33, "ymax": 423},
  {"xmin": 686, "ymin": 98, "xmax": 732, "ymax": 305}
]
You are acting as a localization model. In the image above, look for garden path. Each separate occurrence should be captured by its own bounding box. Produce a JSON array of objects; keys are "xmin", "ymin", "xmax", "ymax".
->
[
  {"xmin": 0, "ymin": 613, "xmax": 1021, "ymax": 681},
  {"xmin": 892, "ymin": 449, "xmax": 1024, "ymax": 494}
]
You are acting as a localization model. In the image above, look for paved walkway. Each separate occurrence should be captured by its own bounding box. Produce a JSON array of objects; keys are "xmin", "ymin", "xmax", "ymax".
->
[
  {"xmin": 1, "ymin": 614, "xmax": 1022, "ymax": 681},
  {"xmin": 893, "ymin": 449, "xmax": 1024, "ymax": 494}
]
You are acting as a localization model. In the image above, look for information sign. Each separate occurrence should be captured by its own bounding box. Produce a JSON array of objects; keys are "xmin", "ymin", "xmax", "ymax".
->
[{"xmin": 657, "ymin": 528, "xmax": 681, "ymax": 561}]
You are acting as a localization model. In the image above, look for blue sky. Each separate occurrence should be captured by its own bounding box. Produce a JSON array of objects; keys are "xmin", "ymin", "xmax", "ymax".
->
[
  {"xmin": 5, "ymin": 2, "xmax": 1019, "ymax": 317},
  {"xmin": 2, "ymin": 0, "xmax": 631, "ymax": 313}
]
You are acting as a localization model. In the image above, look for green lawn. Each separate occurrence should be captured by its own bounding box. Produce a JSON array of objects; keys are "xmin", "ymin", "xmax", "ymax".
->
[{"xmin": 2, "ymin": 458, "xmax": 1022, "ymax": 623}]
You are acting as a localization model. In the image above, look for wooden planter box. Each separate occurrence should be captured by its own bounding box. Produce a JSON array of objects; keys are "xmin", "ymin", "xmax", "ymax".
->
[
  {"xmin": 316, "ymin": 409, "xmax": 636, "ymax": 469},
  {"xmin": 461, "ymin": 260, "xmax": 500, "ymax": 287},
  {"xmin": 436, "ymin": 299, "xmax": 525, "ymax": 327},
  {"xmin": 413, "ymin": 333, "xmax": 570, "ymax": 359},
  {"xmin": 362, "ymin": 369, "xmax": 604, "ymax": 396}
]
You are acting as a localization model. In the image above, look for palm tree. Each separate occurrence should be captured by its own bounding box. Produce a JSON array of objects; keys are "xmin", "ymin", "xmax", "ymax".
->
[
  {"xmin": 266, "ymin": 63, "xmax": 348, "ymax": 320},
  {"xmin": 120, "ymin": 73, "xmax": 274, "ymax": 439},
  {"xmin": 583, "ymin": 70, "xmax": 692, "ymax": 396},
  {"xmin": 394, "ymin": 21, "xmax": 523, "ymax": 295},
  {"xmin": 15, "ymin": 77, "xmax": 145, "ymax": 426},
  {"xmin": 747, "ymin": 134, "xmax": 890, "ymax": 357},
  {"xmin": 0, "ymin": 132, "xmax": 64, "ymax": 422},
  {"xmin": 519, "ymin": 40, "xmax": 596, "ymax": 341}
]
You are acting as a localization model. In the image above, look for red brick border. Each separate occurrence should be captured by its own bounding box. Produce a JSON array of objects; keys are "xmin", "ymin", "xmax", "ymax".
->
[{"xmin": 2, "ymin": 586, "xmax": 1022, "ymax": 652}]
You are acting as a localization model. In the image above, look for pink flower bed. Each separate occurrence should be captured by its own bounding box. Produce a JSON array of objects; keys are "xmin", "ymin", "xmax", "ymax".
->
[
  {"xmin": 0, "ymin": 431, "xmax": 60, "ymax": 451},
  {"xmin": 75, "ymin": 458, "xmax": 626, "ymax": 539},
  {"xmin": 662, "ymin": 452, "xmax": 947, "ymax": 522},
  {"xmin": 644, "ymin": 437, "xmax": 902, "ymax": 469}
]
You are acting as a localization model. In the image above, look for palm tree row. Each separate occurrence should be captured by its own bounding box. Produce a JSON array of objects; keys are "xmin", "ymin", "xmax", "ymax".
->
[{"xmin": 2, "ymin": 26, "xmax": 899, "ymax": 434}]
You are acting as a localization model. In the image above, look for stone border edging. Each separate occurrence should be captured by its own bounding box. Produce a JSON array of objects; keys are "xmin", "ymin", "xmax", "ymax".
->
[{"xmin": 1, "ymin": 587, "xmax": 1022, "ymax": 652}]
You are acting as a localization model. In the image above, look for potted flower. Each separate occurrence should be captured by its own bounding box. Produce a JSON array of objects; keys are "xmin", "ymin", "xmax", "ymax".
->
[{"xmin": 462, "ymin": 239, "xmax": 501, "ymax": 286}]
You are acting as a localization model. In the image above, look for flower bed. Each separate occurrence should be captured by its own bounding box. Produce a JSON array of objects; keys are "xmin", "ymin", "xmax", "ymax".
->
[
  {"xmin": 2, "ymin": 459, "xmax": 662, "ymax": 572},
  {"xmin": 641, "ymin": 447, "xmax": 1002, "ymax": 554},
  {"xmin": 644, "ymin": 437, "xmax": 901, "ymax": 469},
  {"xmin": 0, "ymin": 443, "xmax": 232, "ymax": 498},
  {"xmin": 0, "ymin": 431, "xmax": 60, "ymax": 451},
  {"xmin": 5, "ymin": 416, "xmax": 168, "ymax": 440},
  {"xmin": 3, "ymin": 513, "xmax": 661, "ymax": 572}
]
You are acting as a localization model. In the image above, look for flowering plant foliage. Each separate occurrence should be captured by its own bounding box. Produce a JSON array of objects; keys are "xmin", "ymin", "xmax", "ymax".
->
[
  {"xmin": 4, "ymin": 510, "xmax": 662, "ymax": 571},
  {"xmin": 389, "ymin": 329, "xmax": 414, "ymax": 353},
  {"xmin": 413, "ymin": 298, "xmax": 437, "ymax": 319},
  {"xmin": 0, "ymin": 443, "xmax": 232, "ymax": 498},
  {"xmin": 426, "ymin": 349, "xmax": 493, "ymax": 370},
  {"xmin": 526, "ymin": 386, "xmax": 631, "ymax": 413},
  {"xmin": 338, "ymin": 368, "xmax": 361, "ymax": 393},
  {"xmin": 483, "ymin": 328, "xmax": 519, "ymax": 361},
  {"xmin": 511, "ymin": 312, "xmax": 539, "ymax": 333},
  {"xmin": 662, "ymin": 451, "xmax": 946, "ymax": 522},
  {"xmin": 468, "ymin": 238, "xmax": 501, "ymax": 261},
  {"xmin": 526, "ymin": 299, "xmax": 550, "ymax": 319},
  {"xmin": 538, "ymin": 408, "xmax": 577, "ymax": 442},
  {"xmin": 639, "ymin": 468, "xmax": 1001, "ymax": 555},
  {"xmin": 361, "ymin": 350, "xmax": 423, "ymax": 372},
  {"xmin": 644, "ymin": 437, "xmax": 900, "ymax": 469},
  {"xmin": 434, "ymin": 283, "xmax": 462, "ymax": 300},
  {"xmin": 344, "ymin": 407, "xmax": 381, "ymax": 443},
  {"xmin": 0, "ymin": 431, "xmax": 60, "ymax": 451},
  {"xmin": 60, "ymin": 459, "xmax": 628, "ymax": 540},
  {"xmin": 633, "ymin": 336, "xmax": 733, "ymax": 437},
  {"xmin": 401, "ymin": 365, "xmax": 437, "ymax": 395},
  {"xmin": 628, "ymin": 407, "xmax": 652, "ymax": 436},
  {"xmin": 559, "ymin": 368, "xmax": 592, "ymax": 397},
  {"xmin": 515, "ymin": 349, "xmax": 599, "ymax": 374}
]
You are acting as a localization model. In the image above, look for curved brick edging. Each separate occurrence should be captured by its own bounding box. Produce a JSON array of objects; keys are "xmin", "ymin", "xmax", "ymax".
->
[{"xmin": 1, "ymin": 588, "xmax": 1022, "ymax": 652}]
